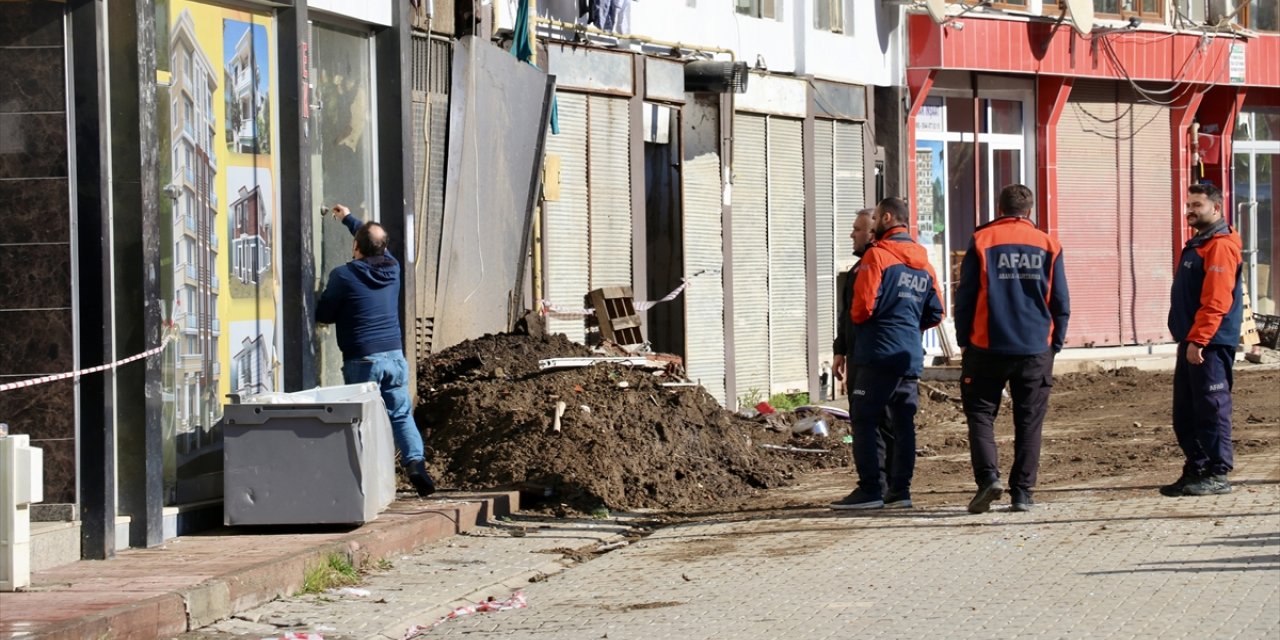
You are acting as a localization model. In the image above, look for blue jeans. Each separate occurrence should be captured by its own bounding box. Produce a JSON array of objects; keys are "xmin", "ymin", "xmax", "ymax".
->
[{"xmin": 341, "ymin": 350, "xmax": 424, "ymax": 466}]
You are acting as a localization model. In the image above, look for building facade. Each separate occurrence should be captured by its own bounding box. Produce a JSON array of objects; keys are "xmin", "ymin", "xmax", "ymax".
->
[
  {"xmin": 510, "ymin": 0, "xmax": 899, "ymax": 406},
  {"xmin": 0, "ymin": 0, "xmax": 416, "ymax": 560},
  {"xmin": 897, "ymin": 0, "xmax": 1280, "ymax": 348}
]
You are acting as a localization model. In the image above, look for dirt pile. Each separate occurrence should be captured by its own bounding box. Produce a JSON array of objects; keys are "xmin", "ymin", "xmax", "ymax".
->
[{"xmin": 414, "ymin": 332, "xmax": 849, "ymax": 512}]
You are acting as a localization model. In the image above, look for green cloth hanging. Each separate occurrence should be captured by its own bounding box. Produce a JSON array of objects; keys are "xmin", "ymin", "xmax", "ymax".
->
[{"xmin": 512, "ymin": 0, "xmax": 559, "ymax": 134}]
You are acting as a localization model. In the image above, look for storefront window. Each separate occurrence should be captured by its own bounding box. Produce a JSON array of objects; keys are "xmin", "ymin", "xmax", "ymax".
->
[
  {"xmin": 156, "ymin": 1, "xmax": 280, "ymax": 505},
  {"xmin": 310, "ymin": 23, "xmax": 377, "ymax": 387},
  {"xmin": 1233, "ymin": 110, "xmax": 1280, "ymax": 315},
  {"xmin": 915, "ymin": 94, "xmax": 1032, "ymax": 308}
]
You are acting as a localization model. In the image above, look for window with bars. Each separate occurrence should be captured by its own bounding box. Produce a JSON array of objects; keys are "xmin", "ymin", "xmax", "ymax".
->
[{"xmin": 814, "ymin": 0, "xmax": 843, "ymax": 32}]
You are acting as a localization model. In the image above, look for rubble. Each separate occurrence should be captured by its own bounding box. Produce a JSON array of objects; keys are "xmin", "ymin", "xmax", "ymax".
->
[{"xmin": 414, "ymin": 331, "xmax": 850, "ymax": 513}]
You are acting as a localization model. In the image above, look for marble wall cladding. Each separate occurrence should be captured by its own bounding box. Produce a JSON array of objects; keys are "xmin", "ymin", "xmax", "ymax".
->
[
  {"xmin": 0, "ymin": 379, "xmax": 75, "ymax": 441},
  {"xmin": 0, "ymin": 309, "xmax": 73, "ymax": 376},
  {"xmin": 0, "ymin": 47, "xmax": 66, "ymax": 114},
  {"xmin": 0, "ymin": 244, "xmax": 72, "ymax": 309},
  {"xmin": 0, "ymin": 3, "xmax": 65, "ymax": 47},
  {"xmin": 0, "ymin": 179, "xmax": 70, "ymax": 244},
  {"xmin": 0, "ymin": 113, "xmax": 69, "ymax": 179},
  {"xmin": 1, "ymin": 1, "xmax": 75, "ymax": 509},
  {"xmin": 28, "ymin": 438, "xmax": 76, "ymax": 505}
]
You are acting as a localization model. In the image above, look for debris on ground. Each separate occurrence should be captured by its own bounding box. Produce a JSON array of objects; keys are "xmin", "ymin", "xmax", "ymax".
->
[
  {"xmin": 415, "ymin": 331, "xmax": 850, "ymax": 512},
  {"xmin": 414, "ymin": 331, "xmax": 1280, "ymax": 514},
  {"xmin": 402, "ymin": 591, "xmax": 529, "ymax": 640}
]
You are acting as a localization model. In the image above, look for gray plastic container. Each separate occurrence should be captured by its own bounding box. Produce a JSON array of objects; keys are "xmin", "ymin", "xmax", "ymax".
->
[{"xmin": 222, "ymin": 383, "xmax": 396, "ymax": 526}]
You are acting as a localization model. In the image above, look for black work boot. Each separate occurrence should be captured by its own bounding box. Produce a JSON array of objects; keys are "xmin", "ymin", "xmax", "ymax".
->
[
  {"xmin": 407, "ymin": 459, "xmax": 437, "ymax": 497},
  {"xmin": 967, "ymin": 479, "xmax": 1004, "ymax": 514},
  {"xmin": 1159, "ymin": 471, "xmax": 1198, "ymax": 497}
]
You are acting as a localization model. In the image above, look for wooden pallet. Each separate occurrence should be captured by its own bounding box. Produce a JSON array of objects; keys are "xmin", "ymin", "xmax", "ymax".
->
[{"xmin": 587, "ymin": 286, "xmax": 645, "ymax": 346}]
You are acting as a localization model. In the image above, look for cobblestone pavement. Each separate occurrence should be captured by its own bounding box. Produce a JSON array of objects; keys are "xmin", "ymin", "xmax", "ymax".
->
[
  {"xmin": 176, "ymin": 518, "xmax": 635, "ymax": 640},
  {"xmin": 433, "ymin": 486, "xmax": 1280, "ymax": 640},
  {"xmin": 183, "ymin": 481, "xmax": 1279, "ymax": 640}
]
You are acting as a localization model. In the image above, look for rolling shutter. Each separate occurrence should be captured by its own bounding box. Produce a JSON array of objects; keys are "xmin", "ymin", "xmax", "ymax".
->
[
  {"xmin": 544, "ymin": 92, "xmax": 590, "ymax": 342},
  {"xmin": 1058, "ymin": 81, "xmax": 1123, "ymax": 347},
  {"xmin": 588, "ymin": 95, "xmax": 633, "ymax": 289},
  {"xmin": 814, "ymin": 121, "xmax": 836, "ymax": 370},
  {"xmin": 1123, "ymin": 89, "xmax": 1174, "ymax": 345},
  {"xmin": 834, "ymin": 121, "xmax": 865, "ymax": 358},
  {"xmin": 682, "ymin": 99, "xmax": 726, "ymax": 403},
  {"xmin": 834, "ymin": 121, "xmax": 865, "ymax": 273},
  {"xmin": 768, "ymin": 117, "xmax": 808, "ymax": 392},
  {"xmin": 731, "ymin": 113, "xmax": 771, "ymax": 399}
]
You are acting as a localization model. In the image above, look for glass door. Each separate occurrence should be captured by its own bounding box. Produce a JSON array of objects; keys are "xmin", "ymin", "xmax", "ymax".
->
[
  {"xmin": 309, "ymin": 22, "xmax": 378, "ymax": 386},
  {"xmin": 1233, "ymin": 111, "xmax": 1279, "ymax": 316}
]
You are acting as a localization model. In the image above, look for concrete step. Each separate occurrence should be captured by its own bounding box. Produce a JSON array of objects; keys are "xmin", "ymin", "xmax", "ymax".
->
[{"xmin": 29, "ymin": 521, "xmax": 78, "ymax": 573}]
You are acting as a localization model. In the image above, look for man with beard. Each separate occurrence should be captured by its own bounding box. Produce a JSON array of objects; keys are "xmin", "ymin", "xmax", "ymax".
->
[
  {"xmin": 830, "ymin": 208, "xmax": 900, "ymax": 508},
  {"xmin": 1162, "ymin": 182, "xmax": 1244, "ymax": 497},
  {"xmin": 830, "ymin": 197, "xmax": 944, "ymax": 510}
]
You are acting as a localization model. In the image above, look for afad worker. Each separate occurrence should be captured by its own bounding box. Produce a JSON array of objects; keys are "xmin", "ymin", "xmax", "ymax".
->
[
  {"xmin": 317, "ymin": 204, "xmax": 436, "ymax": 497},
  {"xmin": 831, "ymin": 208, "xmax": 897, "ymax": 504},
  {"xmin": 1162, "ymin": 182, "xmax": 1243, "ymax": 498},
  {"xmin": 953, "ymin": 184, "xmax": 1070, "ymax": 514},
  {"xmin": 831, "ymin": 197, "xmax": 944, "ymax": 510}
]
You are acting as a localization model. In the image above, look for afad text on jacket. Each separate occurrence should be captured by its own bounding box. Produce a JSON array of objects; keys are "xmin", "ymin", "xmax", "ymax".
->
[
  {"xmin": 850, "ymin": 227, "xmax": 945, "ymax": 377},
  {"xmin": 953, "ymin": 216, "xmax": 1070, "ymax": 355}
]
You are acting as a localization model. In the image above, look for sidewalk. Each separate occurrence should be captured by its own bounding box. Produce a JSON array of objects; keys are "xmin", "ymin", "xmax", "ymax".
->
[{"xmin": 0, "ymin": 492, "xmax": 518, "ymax": 640}]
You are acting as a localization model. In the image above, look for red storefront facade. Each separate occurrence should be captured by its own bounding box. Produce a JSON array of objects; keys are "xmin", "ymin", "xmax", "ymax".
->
[{"xmin": 904, "ymin": 10, "xmax": 1280, "ymax": 348}]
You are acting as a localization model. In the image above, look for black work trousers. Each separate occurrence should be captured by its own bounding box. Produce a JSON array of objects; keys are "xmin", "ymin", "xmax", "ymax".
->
[
  {"xmin": 961, "ymin": 348, "xmax": 1055, "ymax": 491},
  {"xmin": 848, "ymin": 364, "xmax": 896, "ymax": 494}
]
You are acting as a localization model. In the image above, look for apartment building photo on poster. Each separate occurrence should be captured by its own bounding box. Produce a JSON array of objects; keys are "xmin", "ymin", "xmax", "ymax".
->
[{"xmin": 157, "ymin": 0, "xmax": 281, "ymax": 505}]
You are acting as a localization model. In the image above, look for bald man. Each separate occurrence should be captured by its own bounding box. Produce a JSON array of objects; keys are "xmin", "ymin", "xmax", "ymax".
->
[{"xmin": 317, "ymin": 204, "xmax": 435, "ymax": 497}]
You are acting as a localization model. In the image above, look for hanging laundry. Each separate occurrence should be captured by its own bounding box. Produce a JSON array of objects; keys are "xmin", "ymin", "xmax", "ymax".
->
[{"xmin": 589, "ymin": 0, "xmax": 631, "ymax": 34}]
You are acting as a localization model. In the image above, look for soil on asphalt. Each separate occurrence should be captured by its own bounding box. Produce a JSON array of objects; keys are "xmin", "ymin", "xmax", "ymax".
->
[{"xmin": 415, "ymin": 331, "xmax": 1280, "ymax": 514}]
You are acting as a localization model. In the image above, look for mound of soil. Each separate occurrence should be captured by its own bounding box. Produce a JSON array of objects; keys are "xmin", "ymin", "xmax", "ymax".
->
[{"xmin": 415, "ymin": 332, "xmax": 849, "ymax": 512}]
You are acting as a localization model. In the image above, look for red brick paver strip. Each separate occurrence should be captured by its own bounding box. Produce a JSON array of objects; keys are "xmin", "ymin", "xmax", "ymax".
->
[{"xmin": 0, "ymin": 493, "xmax": 517, "ymax": 640}]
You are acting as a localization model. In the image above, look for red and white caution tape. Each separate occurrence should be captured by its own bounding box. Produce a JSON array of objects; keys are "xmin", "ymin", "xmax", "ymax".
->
[
  {"xmin": 402, "ymin": 591, "xmax": 529, "ymax": 639},
  {"xmin": 0, "ymin": 334, "xmax": 172, "ymax": 393},
  {"xmin": 539, "ymin": 268, "xmax": 720, "ymax": 318}
]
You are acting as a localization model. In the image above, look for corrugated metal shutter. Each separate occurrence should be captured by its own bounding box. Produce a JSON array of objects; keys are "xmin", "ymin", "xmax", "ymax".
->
[
  {"xmin": 1058, "ymin": 81, "xmax": 1123, "ymax": 347},
  {"xmin": 544, "ymin": 92, "xmax": 590, "ymax": 342},
  {"xmin": 768, "ymin": 117, "xmax": 808, "ymax": 392},
  {"xmin": 732, "ymin": 113, "xmax": 770, "ymax": 400},
  {"xmin": 834, "ymin": 121, "xmax": 864, "ymax": 273},
  {"xmin": 1123, "ymin": 89, "xmax": 1173, "ymax": 344},
  {"xmin": 410, "ymin": 35, "xmax": 451, "ymax": 352},
  {"xmin": 832, "ymin": 120, "xmax": 865, "ymax": 361},
  {"xmin": 588, "ymin": 95, "xmax": 632, "ymax": 289},
  {"xmin": 814, "ymin": 121, "xmax": 835, "ymax": 370},
  {"xmin": 683, "ymin": 106, "xmax": 726, "ymax": 404}
]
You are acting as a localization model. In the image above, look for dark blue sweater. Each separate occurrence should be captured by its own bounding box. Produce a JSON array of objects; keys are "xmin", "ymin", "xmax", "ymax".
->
[{"xmin": 315, "ymin": 216, "xmax": 403, "ymax": 359}]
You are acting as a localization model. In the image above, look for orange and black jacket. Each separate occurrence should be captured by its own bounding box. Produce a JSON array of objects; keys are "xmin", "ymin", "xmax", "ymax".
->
[
  {"xmin": 850, "ymin": 227, "xmax": 945, "ymax": 377},
  {"xmin": 1168, "ymin": 219, "xmax": 1243, "ymax": 348},
  {"xmin": 954, "ymin": 216, "xmax": 1070, "ymax": 355}
]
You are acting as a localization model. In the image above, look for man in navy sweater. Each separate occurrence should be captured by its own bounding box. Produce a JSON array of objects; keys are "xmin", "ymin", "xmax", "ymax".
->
[{"xmin": 317, "ymin": 204, "xmax": 435, "ymax": 497}]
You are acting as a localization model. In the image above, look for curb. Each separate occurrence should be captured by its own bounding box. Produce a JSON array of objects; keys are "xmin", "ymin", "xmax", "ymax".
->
[{"xmin": 25, "ymin": 492, "xmax": 519, "ymax": 640}]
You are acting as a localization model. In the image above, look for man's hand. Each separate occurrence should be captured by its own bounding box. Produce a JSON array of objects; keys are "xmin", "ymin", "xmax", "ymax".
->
[
  {"xmin": 832, "ymin": 355, "xmax": 846, "ymax": 382},
  {"xmin": 1186, "ymin": 342, "xmax": 1205, "ymax": 365},
  {"xmin": 330, "ymin": 204, "xmax": 349, "ymax": 221}
]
